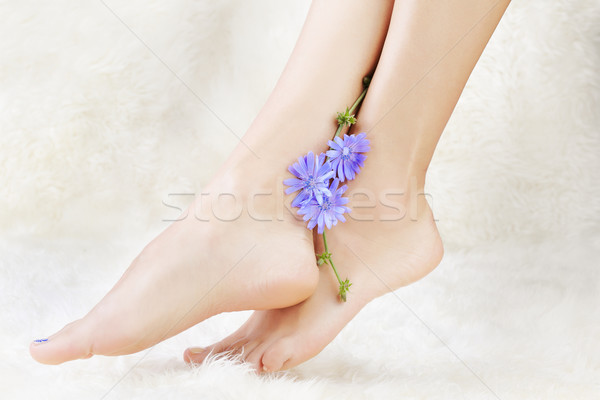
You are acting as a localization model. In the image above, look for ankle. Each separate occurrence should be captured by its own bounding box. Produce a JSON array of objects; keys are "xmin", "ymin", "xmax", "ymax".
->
[{"xmin": 346, "ymin": 173, "xmax": 432, "ymax": 224}]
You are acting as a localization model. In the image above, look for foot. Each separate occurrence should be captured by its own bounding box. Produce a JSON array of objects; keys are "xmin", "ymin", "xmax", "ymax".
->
[
  {"xmin": 29, "ymin": 149, "xmax": 320, "ymax": 365},
  {"xmin": 184, "ymin": 187, "xmax": 443, "ymax": 371},
  {"xmin": 29, "ymin": 0, "xmax": 393, "ymax": 364}
]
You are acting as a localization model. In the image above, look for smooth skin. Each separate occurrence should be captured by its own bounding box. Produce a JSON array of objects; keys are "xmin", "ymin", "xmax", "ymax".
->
[
  {"xmin": 29, "ymin": 0, "xmax": 394, "ymax": 365},
  {"xmin": 185, "ymin": 0, "xmax": 512, "ymax": 372}
]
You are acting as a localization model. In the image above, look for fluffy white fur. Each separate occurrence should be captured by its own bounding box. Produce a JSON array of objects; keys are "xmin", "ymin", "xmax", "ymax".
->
[{"xmin": 1, "ymin": 0, "xmax": 599, "ymax": 398}]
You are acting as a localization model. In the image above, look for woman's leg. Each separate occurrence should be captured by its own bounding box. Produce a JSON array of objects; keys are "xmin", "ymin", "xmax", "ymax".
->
[
  {"xmin": 29, "ymin": 0, "xmax": 394, "ymax": 365},
  {"xmin": 186, "ymin": 0, "xmax": 512, "ymax": 372}
]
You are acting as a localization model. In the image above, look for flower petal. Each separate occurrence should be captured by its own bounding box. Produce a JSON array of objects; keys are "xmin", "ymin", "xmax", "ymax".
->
[
  {"xmin": 283, "ymin": 178, "xmax": 302, "ymax": 187},
  {"xmin": 325, "ymin": 214, "xmax": 333, "ymax": 229},
  {"xmin": 306, "ymin": 152, "xmax": 315, "ymax": 175},
  {"xmin": 337, "ymin": 161, "xmax": 345, "ymax": 182},
  {"xmin": 295, "ymin": 157, "xmax": 308, "ymax": 177},
  {"xmin": 328, "ymin": 140, "xmax": 342, "ymax": 152}
]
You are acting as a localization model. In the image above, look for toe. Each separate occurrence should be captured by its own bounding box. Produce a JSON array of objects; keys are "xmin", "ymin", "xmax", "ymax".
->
[
  {"xmin": 244, "ymin": 341, "xmax": 269, "ymax": 371},
  {"xmin": 183, "ymin": 346, "xmax": 210, "ymax": 364},
  {"xmin": 237, "ymin": 339, "xmax": 260, "ymax": 359},
  {"xmin": 261, "ymin": 338, "xmax": 294, "ymax": 372},
  {"xmin": 29, "ymin": 319, "xmax": 93, "ymax": 365},
  {"xmin": 184, "ymin": 332, "xmax": 248, "ymax": 364}
]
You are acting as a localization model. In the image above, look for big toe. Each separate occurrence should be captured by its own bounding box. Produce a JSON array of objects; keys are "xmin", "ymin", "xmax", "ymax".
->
[
  {"xmin": 261, "ymin": 338, "xmax": 294, "ymax": 372},
  {"xmin": 183, "ymin": 346, "xmax": 210, "ymax": 364},
  {"xmin": 29, "ymin": 319, "xmax": 94, "ymax": 365},
  {"xmin": 184, "ymin": 333, "xmax": 247, "ymax": 365}
]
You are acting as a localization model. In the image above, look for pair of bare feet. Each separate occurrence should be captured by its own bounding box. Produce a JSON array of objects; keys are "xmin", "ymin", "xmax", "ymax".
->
[
  {"xmin": 28, "ymin": 127, "xmax": 443, "ymax": 371},
  {"xmin": 29, "ymin": 0, "xmax": 510, "ymax": 373},
  {"xmin": 180, "ymin": 151, "xmax": 444, "ymax": 372}
]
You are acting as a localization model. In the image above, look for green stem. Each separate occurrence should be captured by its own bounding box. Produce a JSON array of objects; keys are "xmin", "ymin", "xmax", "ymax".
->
[
  {"xmin": 331, "ymin": 77, "xmax": 371, "ymax": 140},
  {"xmin": 332, "ymin": 124, "xmax": 344, "ymax": 140},
  {"xmin": 348, "ymin": 86, "xmax": 368, "ymax": 115},
  {"xmin": 321, "ymin": 76, "xmax": 370, "ymax": 301},
  {"xmin": 322, "ymin": 231, "xmax": 343, "ymax": 285}
]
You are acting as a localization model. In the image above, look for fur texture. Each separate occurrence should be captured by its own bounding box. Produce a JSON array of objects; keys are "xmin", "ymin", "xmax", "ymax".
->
[{"xmin": 1, "ymin": 0, "xmax": 599, "ymax": 398}]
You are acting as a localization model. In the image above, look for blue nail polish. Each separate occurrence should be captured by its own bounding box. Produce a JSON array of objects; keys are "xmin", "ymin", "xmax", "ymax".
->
[{"xmin": 34, "ymin": 338, "xmax": 48, "ymax": 343}]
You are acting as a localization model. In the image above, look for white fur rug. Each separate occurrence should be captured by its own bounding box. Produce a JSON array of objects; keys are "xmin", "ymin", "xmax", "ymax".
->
[{"xmin": 1, "ymin": 1, "xmax": 599, "ymax": 398}]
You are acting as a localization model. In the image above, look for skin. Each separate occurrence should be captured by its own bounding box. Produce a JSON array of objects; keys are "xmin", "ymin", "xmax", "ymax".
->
[
  {"xmin": 185, "ymin": 0, "xmax": 512, "ymax": 372},
  {"xmin": 29, "ymin": 0, "xmax": 394, "ymax": 365}
]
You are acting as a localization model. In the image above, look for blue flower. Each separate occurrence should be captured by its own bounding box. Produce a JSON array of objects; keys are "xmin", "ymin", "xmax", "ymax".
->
[
  {"xmin": 326, "ymin": 132, "xmax": 370, "ymax": 182},
  {"xmin": 284, "ymin": 151, "xmax": 335, "ymax": 207},
  {"xmin": 298, "ymin": 179, "xmax": 350, "ymax": 234}
]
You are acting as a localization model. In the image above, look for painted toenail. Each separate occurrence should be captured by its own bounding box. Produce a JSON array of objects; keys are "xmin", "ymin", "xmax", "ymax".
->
[
  {"xmin": 188, "ymin": 347, "xmax": 205, "ymax": 354},
  {"xmin": 33, "ymin": 338, "xmax": 48, "ymax": 344}
]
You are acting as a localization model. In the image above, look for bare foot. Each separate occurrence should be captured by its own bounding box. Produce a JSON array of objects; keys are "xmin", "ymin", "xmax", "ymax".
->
[
  {"xmin": 184, "ymin": 190, "xmax": 443, "ymax": 371},
  {"xmin": 29, "ymin": 150, "xmax": 320, "ymax": 365},
  {"xmin": 28, "ymin": 0, "xmax": 401, "ymax": 366}
]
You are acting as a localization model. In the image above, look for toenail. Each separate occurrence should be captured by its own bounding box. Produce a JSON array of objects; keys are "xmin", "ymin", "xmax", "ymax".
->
[
  {"xmin": 33, "ymin": 338, "xmax": 48, "ymax": 344},
  {"xmin": 262, "ymin": 365, "xmax": 269, "ymax": 372},
  {"xmin": 188, "ymin": 347, "xmax": 205, "ymax": 354}
]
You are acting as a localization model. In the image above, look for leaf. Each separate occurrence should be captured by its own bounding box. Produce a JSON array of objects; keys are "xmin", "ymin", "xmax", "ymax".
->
[{"xmin": 338, "ymin": 278, "xmax": 352, "ymax": 302}]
